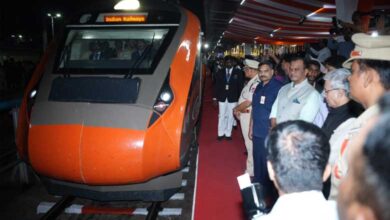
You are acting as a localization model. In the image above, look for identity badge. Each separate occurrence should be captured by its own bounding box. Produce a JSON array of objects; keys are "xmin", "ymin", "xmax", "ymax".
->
[{"xmin": 260, "ymin": 96, "xmax": 266, "ymax": 104}]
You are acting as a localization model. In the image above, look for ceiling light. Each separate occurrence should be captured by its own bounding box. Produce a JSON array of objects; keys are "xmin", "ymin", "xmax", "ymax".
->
[
  {"xmin": 273, "ymin": 28, "xmax": 281, "ymax": 33},
  {"xmin": 240, "ymin": 0, "xmax": 246, "ymax": 5},
  {"xmin": 323, "ymin": 4, "xmax": 336, "ymax": 9},
  {"xmin": 114, "ymin": 0, "xmax": 140, "ymax": 10},
  {"xmin": 229, "ymin": 18, "xmax": 234, "ymax": 23}
]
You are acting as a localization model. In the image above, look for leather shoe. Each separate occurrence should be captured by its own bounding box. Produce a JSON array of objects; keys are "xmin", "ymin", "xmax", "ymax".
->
[
  {"xmin": 225, "ymin": 136, "xmax": 232, "ymax": 141},
  {"xmin": 217, "ymin": 136, "xmax": 224, "ymax": 141}
]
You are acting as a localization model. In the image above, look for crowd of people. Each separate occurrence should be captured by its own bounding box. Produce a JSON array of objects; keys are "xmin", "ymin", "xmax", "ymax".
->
[{"xmin": 209, "ymin": 32, "xmax": 390, "ymax": 220}]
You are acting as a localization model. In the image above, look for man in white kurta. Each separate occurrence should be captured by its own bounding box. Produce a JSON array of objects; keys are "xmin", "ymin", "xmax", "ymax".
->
[
  {"xmin": 270, "ymin": 57, "xmax": 321, "ymax": 126},
  {"xmin": 254, "ymin": 121, "xmax": 338, "ymax": 220},
  {"xmin": 233, "ymin": 59, "xmax": 260, "ymax": 176}
]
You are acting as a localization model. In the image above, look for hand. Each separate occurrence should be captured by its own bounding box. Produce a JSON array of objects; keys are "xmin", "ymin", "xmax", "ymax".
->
[
  {"xmin": 213, "ymin": 99, "xmax": 218, "ymax": 107},
  {"xmin": 233, "ymin": 109, "xmax": 240, "ymax": 119}
]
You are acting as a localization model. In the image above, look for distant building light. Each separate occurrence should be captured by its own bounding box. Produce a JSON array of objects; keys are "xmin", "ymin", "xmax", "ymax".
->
[
  {"xmin": 204, "ymin": 43, "xmax": 210, "ymax": 49},
  {"xmin": 11, "ymin": 35, "xmax": 16, "ymax": 38},
  {"xmin": 18, "ymin": 34, "xmax": 23, "ymax": 39}
]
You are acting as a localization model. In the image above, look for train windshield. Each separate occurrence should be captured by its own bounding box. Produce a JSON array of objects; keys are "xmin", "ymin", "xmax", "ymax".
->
[{"xmin": 56, "ymin": 28, "xmax": 172, "ymax": 74}]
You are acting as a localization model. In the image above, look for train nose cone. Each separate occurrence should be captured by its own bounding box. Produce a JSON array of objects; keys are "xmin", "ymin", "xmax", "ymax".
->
[{"xmin": 29, "ymin": 124, "xmax": 147, "ymax": 185}]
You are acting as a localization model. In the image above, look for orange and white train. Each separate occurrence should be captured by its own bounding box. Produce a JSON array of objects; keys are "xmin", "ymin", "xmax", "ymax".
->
[{"xmin": 16, "ymin": 0, "xmax": 204, "ymax": 201}]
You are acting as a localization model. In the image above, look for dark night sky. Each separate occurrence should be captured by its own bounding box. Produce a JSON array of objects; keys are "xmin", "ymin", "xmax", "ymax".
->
[{"xmin": 0, "ymin": 0, "xmax": 204, "ymax": 40}]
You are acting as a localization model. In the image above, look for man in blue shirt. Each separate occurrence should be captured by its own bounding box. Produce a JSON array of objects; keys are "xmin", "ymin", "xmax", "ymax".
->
[{"xmin": 249, "ymin": 61, "xmax": 283, "ymax": 188}]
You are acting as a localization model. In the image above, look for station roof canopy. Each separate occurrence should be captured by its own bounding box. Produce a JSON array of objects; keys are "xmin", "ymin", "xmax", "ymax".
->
[{"xmin": 203, "ymin": 0, "xmax": 390, "ymax": 47}]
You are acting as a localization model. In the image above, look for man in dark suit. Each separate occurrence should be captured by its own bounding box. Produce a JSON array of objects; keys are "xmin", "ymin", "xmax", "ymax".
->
[{"xmin": 213, "ymin": 56, "xmax": 244, "ymax": 140}]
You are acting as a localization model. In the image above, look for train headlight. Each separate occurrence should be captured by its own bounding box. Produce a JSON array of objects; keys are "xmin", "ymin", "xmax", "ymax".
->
[
  {"xmin": 160, "ymin": 91, "xmax": 172, "ymax": 102},
  {"xmin": 153, "ymin": 101, "xmax": 169, "ymax": 113},
  {"xmin": 149, "ymin": 74, "xmax": 174, "ymax": 127}
]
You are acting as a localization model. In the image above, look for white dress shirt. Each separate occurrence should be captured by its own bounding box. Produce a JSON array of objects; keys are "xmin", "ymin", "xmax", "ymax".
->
[{"xmin": 254, "ymin": 191, "xmax": 338, "ymax": 220}]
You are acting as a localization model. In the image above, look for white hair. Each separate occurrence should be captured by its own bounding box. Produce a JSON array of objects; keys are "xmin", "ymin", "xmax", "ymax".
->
[{"xmin": 323, "ymin": 68, "xmax": 351, "ymax": 95}]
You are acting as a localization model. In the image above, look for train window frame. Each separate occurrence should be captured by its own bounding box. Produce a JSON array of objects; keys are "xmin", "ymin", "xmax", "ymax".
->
[{"xmin": 53, "ymin": 25, "xmax": 177, "ymax": 75}]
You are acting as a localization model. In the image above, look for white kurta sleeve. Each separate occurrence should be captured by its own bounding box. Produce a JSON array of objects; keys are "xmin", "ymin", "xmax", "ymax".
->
[
  {"xmin": 269, "ymin": 95, "xmax": 279, "ymax": 119},
  {"xmin": 298, "ymin": 91, "xmax": 321, "ymax": 122}
]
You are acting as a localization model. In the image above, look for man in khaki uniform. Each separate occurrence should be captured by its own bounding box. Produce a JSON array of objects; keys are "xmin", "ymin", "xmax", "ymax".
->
[
  {"xmin": 329, "ymin": 33, "xmax": 390, "ymax": 199},
  {"xmin": 233, "ymin": 59, "xmax": 260, "ymax": 177}
]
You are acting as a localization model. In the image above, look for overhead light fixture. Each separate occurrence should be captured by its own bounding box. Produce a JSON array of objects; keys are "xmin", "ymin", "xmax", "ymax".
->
[
  {"xmin": 307, "ymin": 8, "xmax": 325, "ymax": 17},
  {"xmin": 323, "ymin": 4, "xmax": 336, "ymax": 9},
  {"xmin": 114, "ymin": 0, "xmax": 140, "ymax": 10},
  {"xmin": 240, "ymin": 0, "xmax": 246, "ymax": 5},
  {"xmin": 273, "ymin": 28, "xmax": 281, "ymax": 33},
  {"xmin": 229, "ymin": 18, "xmax": 234, "ymax": 23}
]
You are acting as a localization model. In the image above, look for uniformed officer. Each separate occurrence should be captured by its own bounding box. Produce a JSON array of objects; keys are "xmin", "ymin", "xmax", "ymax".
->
[
  {"xmin": 249, "ymin": 60, "xmax": 283, "ymax": 186},
  {"xmin": 329, "ymin": 33, "xmax": 390, "ymax": 200},
  {"xmin": 233, "ymin": 59, "xmax": 260, "ymax": 176},
  {"xmin": 213, "ymin": 56, "xmax": 244, "ymax": 140}
]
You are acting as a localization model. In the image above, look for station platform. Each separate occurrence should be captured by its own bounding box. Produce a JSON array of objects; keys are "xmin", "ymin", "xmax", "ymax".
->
[{"xmin": 194, "ymin": 76, "xmax": 247, "ymax": 220}]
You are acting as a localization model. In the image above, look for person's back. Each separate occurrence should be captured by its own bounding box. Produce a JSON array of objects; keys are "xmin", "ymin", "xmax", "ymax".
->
[
  {"xmin": 258, "ymin": 191, "xmax": 337, "ymax": 220},
  {"xmin": 254, "ymin": 121, "xmax": 338, "ymax": 220}
]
